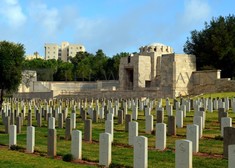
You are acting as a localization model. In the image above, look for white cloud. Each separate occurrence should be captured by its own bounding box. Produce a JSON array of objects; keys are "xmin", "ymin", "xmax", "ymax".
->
[
  {"xmin": 0, "ymin": 0, "xmax": 27, "ymax": 28},
  {"xmin": 29, "ymin": 1, "xmax": 61, "ymax": 36},
  {"xmin": 182, "ymin": 0, "xmax": 211, "ymax": 25}
]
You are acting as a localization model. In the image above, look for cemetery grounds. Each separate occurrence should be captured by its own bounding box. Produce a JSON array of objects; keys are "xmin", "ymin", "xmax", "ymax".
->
[{"xmin": 0, "ymin": 92, "xmax": 233, "ymax": 168}]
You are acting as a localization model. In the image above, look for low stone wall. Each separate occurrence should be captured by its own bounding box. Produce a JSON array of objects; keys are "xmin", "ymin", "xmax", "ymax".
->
[
  {"xmin": 13, "ymin": 91, "xmax": 53, "ymax": 100},
  {"xmin": 57, "ymin": 90, "xmax": 159, "ymax": 99},
  {"xmin": 190, "ymin": 79, "xmax": 235, "ymax": 95}
]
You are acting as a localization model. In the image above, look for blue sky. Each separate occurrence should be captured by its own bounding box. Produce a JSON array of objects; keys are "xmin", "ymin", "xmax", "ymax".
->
[{"xmin": 0, "ymin": 0, "xmax": 234, "ymax": 57}]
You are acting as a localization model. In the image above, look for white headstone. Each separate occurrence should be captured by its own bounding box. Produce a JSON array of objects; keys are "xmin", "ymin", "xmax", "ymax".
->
[
  {"xmin": 71, "ymin": 130, "xmax": 82, "ymax": 160},
  {"xmin": 145, "ymin": 115, "xmax": 153, "ymax": 134},
  {"xmin": 193, "ymin": 116, "xmax": 203, "ymax": 138},
  {"xmin": 99, "ymin": 133, "xmax": 112, "ymax": 167},
  {"xmin": 71, "ymin": 113, "xmax": 76, "ymax": 129},
  {"xmin": 176, "ymin": 110, "xmax": 183, "ymax": 128},
  {"xmin": 186, "ymin": 124, "xmax": 199, "ymax": 153},
  {"xmin": 132, "ymin": 105, "xmax": 138, "ymax": 120},
  {"xmin": 156, "ymin": 123, "xmax": 166, "ymax": 150},
  {"xmin": 26, "ymin": 126, "xmax": 35, "ymax": 153},
  {"xmin": 105, "ymin": 120, "xmax": 113, "ymax": 142},
  {"xmin": 175, "ymin": 139, "xmax": 192, "ymax": 168},
  {"xmin": 208, "ymin": 99, "xmax": 213, "ymax": 112},
  {"xmin": 166, "ymin": 105, "xmax": 173, "ymax": 116},
  {"xmin": 134, "ymin": 136, "xmax": 148, "ymax": 168},
  {"xmin": 144, "ymin": 107, "xmax": 151, "ymax": 116},
  {"xmin": 128, "ymin": 121, "xmax": 138, "ymax": 146},
  {"xmin": 221, "ymin": 117, "xmax": 232, "ymax": 137},
  {"xmin": 107, "ymin": 113, "xmax": 114, "ymax": 121},
  {"xmin": 9, "ymin": 125, "xmax": 17, "ymax": 148},
  {"xmin": 48, "ymin": 117, "xmax": 55, "ymax": 129}
]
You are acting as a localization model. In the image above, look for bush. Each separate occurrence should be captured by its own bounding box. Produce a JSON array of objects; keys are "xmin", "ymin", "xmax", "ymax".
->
[
  {"xmin": 62, "ymin": 153, "xmax": 73, "ymax": 162},
  {"xmin": 10, "ymin": 145, "xmax": 21, "ymax": 151},
  {"xmin": 215, "ymin": 135, "xmax": 223, "ymax": 140}
]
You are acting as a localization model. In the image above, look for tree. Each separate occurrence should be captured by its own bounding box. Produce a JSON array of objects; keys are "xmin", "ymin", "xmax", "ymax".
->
[
  {"xmin": 184, "ymin": 15, "xmax": 235, "ymax": 78},
  {"xmin": 53, "ymin": 60, "xmax": 73, "ymax": 81},
  {"xmin": 105, "ymin": 52, "xmax": 129, "ymax": 80},
  {"xmin": 23, "ymin": 58, "xmax": 57, "ymax": 81},
  {"xmin": 0, "ymin": 41, "xmax": 25, "ymax": 108}
]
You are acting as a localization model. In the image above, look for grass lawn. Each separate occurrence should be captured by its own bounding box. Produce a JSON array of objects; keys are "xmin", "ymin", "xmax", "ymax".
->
[{"xmin": 0, "ymin": 92, "xmax": 234, "ymax": 167}]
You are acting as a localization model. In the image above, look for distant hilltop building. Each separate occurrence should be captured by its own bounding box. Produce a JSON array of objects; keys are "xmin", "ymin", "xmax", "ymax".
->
[
  {"xmin": 25, "ymin": 52, "xmax": 44, "ymax": 60},
  {"xmin": 44, "ymin": 41, "xmax": 85, "ymax": 62}
]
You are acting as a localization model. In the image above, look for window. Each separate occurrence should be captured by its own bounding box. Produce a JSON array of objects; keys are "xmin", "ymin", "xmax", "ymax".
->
[
  {"xmin": 128, "ymin": 56, "xmax": 131, "ymax": 63},
  {"xmin": 145, "ymin": 81, "xmax": 151, "ymax": 88}
]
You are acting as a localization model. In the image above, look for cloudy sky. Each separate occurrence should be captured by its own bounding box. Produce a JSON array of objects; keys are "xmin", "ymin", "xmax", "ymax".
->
[{"xmin": 0, "ymin": 0, "xmax": 234, "ymax": 57}]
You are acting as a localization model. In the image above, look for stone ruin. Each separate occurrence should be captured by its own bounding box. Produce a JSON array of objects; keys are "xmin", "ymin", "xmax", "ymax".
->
[{"xmin": 119, "ymin": 43, "xmax": 235, "ymax": 98}]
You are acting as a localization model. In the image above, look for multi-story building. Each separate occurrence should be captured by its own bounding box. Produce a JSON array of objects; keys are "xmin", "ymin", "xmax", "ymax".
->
[{"xmin": 44, "ymin": 42, "xmax": 85, "ymax": 62}]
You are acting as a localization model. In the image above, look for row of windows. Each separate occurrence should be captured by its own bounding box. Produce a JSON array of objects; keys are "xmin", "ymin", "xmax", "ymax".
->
[{"xmin": 46, "ymin": 46, "xmax": 83, "ymax": 50}]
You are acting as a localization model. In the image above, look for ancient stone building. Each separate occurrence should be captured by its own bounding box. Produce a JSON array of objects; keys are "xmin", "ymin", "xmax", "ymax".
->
[{"xmin": 119, "ymin": 43, "xmax": 196, "ymax": 98}]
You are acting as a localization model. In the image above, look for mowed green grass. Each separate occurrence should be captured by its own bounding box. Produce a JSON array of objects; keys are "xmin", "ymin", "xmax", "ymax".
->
[{"xmin": 0, "ymin": 92, "xmax": 234, "ymax": 167}]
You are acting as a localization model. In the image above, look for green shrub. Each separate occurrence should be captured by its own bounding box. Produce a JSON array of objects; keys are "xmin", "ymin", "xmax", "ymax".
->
[
  {"xmin": 62, "ymin": 153, "xmax": 73, "ymax": 162},
  {"xmin": 10, "ymin": 145, "xmax": 19, "ymax": 150}
]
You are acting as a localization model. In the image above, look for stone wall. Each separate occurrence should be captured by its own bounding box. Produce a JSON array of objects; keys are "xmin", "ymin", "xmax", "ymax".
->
[
  {"xmin": 190, "ymin": 70, "xmax": 235, "ymax": 95},
  {"xmin": 57, "ymin": 89, "xmax": 159, "ymax": 99},
  {"xmin": 173, "ymin": 54, "xmax": 196, "ymax": 97}
]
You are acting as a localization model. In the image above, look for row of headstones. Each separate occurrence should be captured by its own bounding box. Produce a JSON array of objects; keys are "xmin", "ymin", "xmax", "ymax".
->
[
  {"xmin": 7, "ymin": 123, "xmax": 235, "ymax": 167},
  {"xmin": 3, "ymin": 102, "xmax": 232, "ymax": 153},
  {"xmin": 4, "ymin": 118, "xmax": 196, "ymax": 167}
]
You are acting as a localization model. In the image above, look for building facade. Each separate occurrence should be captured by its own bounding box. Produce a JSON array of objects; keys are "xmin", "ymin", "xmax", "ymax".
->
[
  {"xmin": 45, "ymin": 42, "xmax": 85, "ymax": 62},
  {"xmin": 119, "ymin": 43, "xmax": 197, "ymax": 98}
]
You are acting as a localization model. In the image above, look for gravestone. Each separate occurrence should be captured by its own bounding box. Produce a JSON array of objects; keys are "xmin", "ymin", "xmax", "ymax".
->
[
  {"xmin": 16, "ymin": 116, "xmax": 21, "ymax": 134},
  {"xmin": 5, "ymin": 116, "xmax": 10, "ymax": 134},
  {"xmin": 167, "ymin": 116, "xmax": 176, "ymax": 136},
  {"xmin": 186, "ymin": 124, "xmax": 199, "ymax": 153},
  {"xmin": 65, "ymin": 118, "xmax": 72, "ymax": 140},
  {"xmin": 47, "ymin": 129, "xmax": 56, "ymax": 157},
  {"xmin": 176, "ymin": 110, "xmax": 183, "ymax": 128},
  {"xmin": 99, "ymin": 133, "xmax": 112, "ymax": 167},
  {"xmin": 71, "ymin": 130, "xmax": 82, "ymax": 160},
  {"xmin": 145, "ymin": 115, "xmax": 153, "ymax": 134},
  {"xmin": 224, "ymin": 127, "xmax": 235, "ymax": 158},
  {"xmin": 145, "ymin": 107, "xmax": 151, "ymax": 116},
  {"xmin": 118, "ymin": 110, "xmax": 124, "ymax": 124},
  {"xmin": 125, "ymin": 114, "xmax": 132, "ymax": 132},
  {"xmin": 166, "ymin": 105, "xmax": 173, "ymax": 116},
  {"xmin": 48, "ymin": 117, "xmax": 55, "ymax": 129},
  {"xmin": 134, "ymin": 136, "xmax": 148, "ymax": 168},
  {"xmin": 221, "ymin": 117, "xmax": 232, "ymax": 137},
  {"xmin": 84, "ymin": 119, "xmax": 92, "ymax": 142},
  {"xmin": 156, "ymin": 123, "xmax": 166, "ymax": 150},
  {"xmin": 37, "ymin": 112, "xmax": 42, "ymax": 127},
  {"xmin": 9, "ymin": 125, "xmax": 17, "ymax": 148},
  {"xmin": 93, "ymin": 110, "xmax": 98, "ymax": 123},
  {"xmin": 71, "ymin": 112, "xmax": 76, "ymax": 129},
  {"xmin": 58, "ymin": 113, "xmax": 63, "ymax": 129},
  {"xmin": 105, "ymin": 119, "xmax": 114, "ymax": 142},
  {"xmin": 193, "ymin": 116, "xmax": 203, "ymax": 138},
  {"xmin": 128, "ymin": 121, "xmax": 138, "ymax": 146},
  {"xmin": 229, "ymin": 144, "xmax": 235, "ymax": 168},
  {"xmin": 10, "ymin": 112, "xmax": 15, "ymax": 125},
  {"xmin": 218, "ymin": 108, "xmax": 226, "ymax": 123},
  {"xmin": 107, "ymin": 113, "xmax": 113, "ymax": 121},
  {"xmin": 26, "ymin": 126, "xmax": 35, "ymax": 153},
  {"xmin": 132, "ymin": 105, "xmax": 138, "ymax": 120},
  {"xmin": 156, "ymin": 109, "xmax": 164, "ymax": 123},
  {"xmin": 175, "ymin": 140, "xmax": 192, "ymax": 168},
  {"xmin": 27, "ymin": 112, "xmax": 32, "ymax": 126}
]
